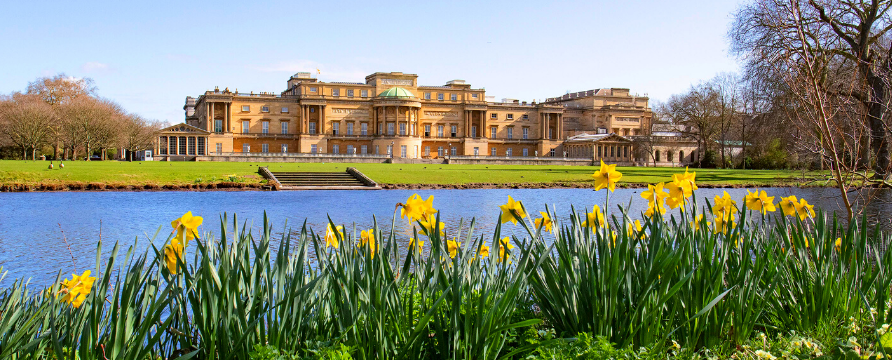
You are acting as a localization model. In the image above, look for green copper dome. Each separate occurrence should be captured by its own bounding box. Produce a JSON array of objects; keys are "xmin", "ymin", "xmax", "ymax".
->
[{"xmin": 377, "ymin": 87, "xmax": 415, "ymax": 99}]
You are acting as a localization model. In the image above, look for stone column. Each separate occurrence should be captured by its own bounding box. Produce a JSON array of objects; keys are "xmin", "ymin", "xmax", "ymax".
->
[
  {"xmin": 209, "ymin": 102, "xmax": 214, "ymax": 131},
  {"xmin": 320, "ymin": 105, "xmax": 326, "ymax": 135}
]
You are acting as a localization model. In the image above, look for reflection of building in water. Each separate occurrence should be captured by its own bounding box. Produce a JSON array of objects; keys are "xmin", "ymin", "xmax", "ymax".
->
[{"xmin": 155, "ymin": 71, "xmax": 693, "ymax": 166}]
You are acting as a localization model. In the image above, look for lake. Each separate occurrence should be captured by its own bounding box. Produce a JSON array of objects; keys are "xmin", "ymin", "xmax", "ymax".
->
[{"xmin": 1, "ymin": 187, "xmax": 889, "ymax": 286}]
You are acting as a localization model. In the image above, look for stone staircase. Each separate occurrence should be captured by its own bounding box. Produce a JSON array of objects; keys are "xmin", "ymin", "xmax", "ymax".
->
[{"xmin": 261, "ymin": 167, "xmax": 380, "ymax": 190}]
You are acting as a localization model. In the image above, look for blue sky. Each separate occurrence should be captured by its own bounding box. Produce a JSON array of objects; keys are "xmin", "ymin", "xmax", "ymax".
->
[{"xmin": 1, "ymin": 0, "xmax": 742, "ymax": 124}]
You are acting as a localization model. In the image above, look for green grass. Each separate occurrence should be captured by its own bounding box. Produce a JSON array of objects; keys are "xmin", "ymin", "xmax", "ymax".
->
[{"xmin": 0, "ymin": 160, "xmax": 822, "ymax": 187}]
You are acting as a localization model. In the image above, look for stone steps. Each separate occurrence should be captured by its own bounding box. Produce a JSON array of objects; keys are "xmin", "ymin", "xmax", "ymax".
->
[{"xmin": 265, "ymin": 169, "xmax": 379, "ymax": 190}]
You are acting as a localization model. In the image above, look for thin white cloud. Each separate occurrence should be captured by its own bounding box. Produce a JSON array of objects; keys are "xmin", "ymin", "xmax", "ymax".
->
[{"xmin": 81, "ymin": 62, "xmax": 110, "ymax": 72}]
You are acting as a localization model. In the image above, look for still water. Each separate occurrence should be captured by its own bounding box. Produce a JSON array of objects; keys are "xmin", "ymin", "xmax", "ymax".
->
[{"xmin": 0, "ymin": 187, "xmax": 888, "ymax": 286}]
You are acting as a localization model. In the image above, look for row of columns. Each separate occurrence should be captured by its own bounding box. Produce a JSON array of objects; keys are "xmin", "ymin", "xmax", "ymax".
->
[
  {"xmin": 372, "ymin": 106, "xmax": 420, "ymax": 136},
  {"xmin": 207, "ymin": 102, "xmax": 232, "ymax": 133},
  {"xmin": 563, "ymin": 143, "xmax": 633, "ymax": 161},
  {"xmin": 158, "ymin": 135, "xmax": 207, "ymax": 156},
  {"xmin": 538, "ymin": 112, "xmax": 563, "ymax": 140}
]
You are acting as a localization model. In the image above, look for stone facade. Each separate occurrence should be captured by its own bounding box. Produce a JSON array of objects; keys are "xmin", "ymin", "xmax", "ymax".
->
[{"xmin": 159, "ymin": 71, "xmax": 654, "ymax": 162}]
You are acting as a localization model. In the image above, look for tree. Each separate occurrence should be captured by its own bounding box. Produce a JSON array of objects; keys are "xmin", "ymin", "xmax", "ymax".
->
[
  {"xmin": 58, "ymin": 97, "xmax": 124, "ymax": 161},
  {"xmin": 0, "ymin": 94, "xmax": 57, "ymax": 160},
  {"xmin": 121, "ymin": 115, "xmax": 161, "ymax": 161},
  {"xmin": 26, "ymin": 74, "xmax": 97, "ymax": 160},
  {"xmin": 663, "ymin": 82, "xmax": 722, "ymax": 167}
]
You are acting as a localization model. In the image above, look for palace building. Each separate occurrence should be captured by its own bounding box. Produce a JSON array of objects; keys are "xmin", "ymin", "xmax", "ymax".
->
[{"xmin": 158, "ymin": 71, "xmax": 656, "ymax": 163}]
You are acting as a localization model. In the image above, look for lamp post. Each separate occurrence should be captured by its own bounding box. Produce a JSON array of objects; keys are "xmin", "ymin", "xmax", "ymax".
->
[
  {"xmin": 448, "ymin": 143, "xmax": 452, "ymax": 161},
  {"xmin": 390, "ymin": 141, "xmax": 394, "ymax": 160}
]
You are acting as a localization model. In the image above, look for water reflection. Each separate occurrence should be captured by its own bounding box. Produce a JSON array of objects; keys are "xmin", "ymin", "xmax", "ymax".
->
[{"xmin": 0, "ymin": 187, "xmax": 888, "ymax": 287}]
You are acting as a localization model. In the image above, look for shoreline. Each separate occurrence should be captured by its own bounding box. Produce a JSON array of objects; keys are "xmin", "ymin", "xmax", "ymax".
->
[{"xmin": 0, "ymin": 181, "xmax": 834, "ymax": 192}]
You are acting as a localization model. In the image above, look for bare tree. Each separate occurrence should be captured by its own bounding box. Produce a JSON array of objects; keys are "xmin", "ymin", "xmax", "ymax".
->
[
  {"xmin": 26, "ymin": 74, "xmax": 97, "ymax": 160},
  {"xmin": 58, "ymin": 97, "xmax": 124, "ymax": 161},
  {"xmin": 0, "ymin": 94, "xmax": 57, "ymax": 160},
  {"xmin": 663, "ymin": 82, "xmax": 722, "ymax": 167},
  {"xmin": 121, "ymin": 115, "xmax": 161, "ymax": 161}
]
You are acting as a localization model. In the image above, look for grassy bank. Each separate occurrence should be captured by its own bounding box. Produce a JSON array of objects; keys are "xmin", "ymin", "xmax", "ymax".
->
[{"xmin": 0, "ymin": 160, "xmax": 822, "ymax": 189}]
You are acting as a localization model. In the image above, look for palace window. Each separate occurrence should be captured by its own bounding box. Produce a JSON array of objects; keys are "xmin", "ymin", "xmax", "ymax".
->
[
  {"xmin": 243, "ymin": 143, "xmax": 250, "ymax": 153},
  {"xmin": 216, "ymin": 143, "xmax": 222, "ymax": 154},
  {"xmin": 281, "ymin": 121, "xmax": 288, "ymax": 134},
  {"xmin": 549, "ymin": 128, "xmax": 553, "ymax": 139},
  {"xmin": 242, "ymin": 120, "xmax": 250, "ymax": 133},
  {"xmin": 549, "ymin": 149, "xmax": 555, "ymax": 157},
  {"xmin": 214, "ymin": 119, "xmax": 223, "ymax": 133},
  {"xmin": 680, "ymin": 151, "xmax": 684, "ymax": 161},
  {"xmin": 361, "ymin": 90, "xmax": 368, "ymax": 98},
  {"xmin": 471, "ymin": 126, "xmax": 477, "ymax": 138},
  {"xmin": 507, "ymin": 114, "xmax": 514, "ymax": 120},
  {"xmin": 387, "ymin": 145, "xmax": 392, "ymax": 156},
  {"xmin": 378, "ymin": 123, "xmax": 383, "ymax": 135},
  {"xmin": 387, "ymin": 123, "xmax": 395, "ymax": 135},
  {"xmin": 262, "ymin": 121, "xmax": 269, "ymax": 134},
  {"xmin": 361, "ymin": 122, "xmax": 368, "ymax": 136},
  {"xmin": 281, "ymin": 144, "xmax": 288, "ymax": 153},
  {"xmin": 347, "ymin": 122, "xmax": 354, "ymax": 135},
  {"xmin": 262, "ymin": 144, "xmax": 269, "ymax": 153},
  {"xmin": 424, "ymin": 92, "xmax": 431, "ymax": 100},
  {"xmin": 333, "ymin": 144, "xmax": 339, "ymax": 154},
  {"xmin": 437, "ymin": 93, "xmax": 444, "ymax": 101},
  {"xmin": 522, "ymin": 114, "xmax": 529, "ymax": 120},
  {"xmin": 506, "ymin": 148, "xmax": 512, "ymax": 157},
  {"xmin": 451, "ymin": 147, "xmax": 457, "ymax": 156},
  {"xmin": 311, "ymin": 144, "xmax": 317, "ymax": 154},
  {"xmin": 472, "ymin": 93, "xmax": 478, "ymax": 99},
  {"xmin": 168, "ymin": 138, "xmax": 175, "ymax": 155},
  {"xmin": 241, "ymin": 105, "xmax": 250, "ymax": 112},
  {"xmin": 523, "ymin": 148, "xmax": 529, "ymax": 157},
  {"xmin": 424, "ymin": 146, "xmax": 430, "ymax": 156},
  {"xmin": 451, "ymin": 125, "xmax": 457, "ymax": 137},
  {"xmin": 309, "ymin": 87, "xmax": 317, "ymax": 92},
  {"xmin": 401, "ymin": 145, "xmax": 407, "ymax": 158},
  {"xmin": 399, "ymin": 123, "xmax": 406, "ymax": 135},
  {"xmin": 310, "ymin": 107, "xmax": 315, "ymax": 113},
  {"xmin": 282, "ymin": 107, "xmax": 289, "ymax": 113},
  {"xmin": 491, "ymin": 113, "xmax": 497, "ymax": 119},
  {"xmin": 437, "ymin": 147, "xmax": 444, "ymax": 157},
  {"xmin": 347, "ymin": 145, "xmax": 354, "ymax": 154},
  {"xmin": 491, "ymin": 148, "xmax": 496, "ymax": 156},
  {"xmin": 424, "ymin": 124, "xmax": 431, "ymax": 137},
  {"xmin": 347, "ymin": 89, "xmax": 354, "ymax": 97},
  {"xmin": 437, "ymin": 125, "xmax": 444, "ymax": 137},
  {"xmin": 332, "ymin": 122, "xmax": 339, "ymax": 136},
  {"xmin": 506, "ymin": 127, "xmax": 513, "ymax": 139},
  {"xmin": 198, "ymin": 138, "xmax": 205, "ymax": 155},
  {"xmin": 450, "ymin": 93, "xmax": 457, "ymax": 101},
  {"xmin": 522, "ymin": 127, "xmax": 528, "ymax": 139},
  {"xmin": 473, "ymin": 147, "xmax": 479, "ymax": 156},
  {"xmin": 667, "ymin": 150, "xmax": 673, "ymax": 162},
  {"xmin": 332, "ymin": 88, "xmax": 340, "ymax": 97},
  {"xmin": 375, "ymin": 145, "xmax": 379, "ymax": 154},
  {"xmin": 309, "ymin": 122, "xmax": 316, "ymax": 134},
  {"xmin": 490, "ymin": 126, "xmax": 497, "ymax": 139},
  {"xmin": 261, "ymin": 106, "xmax": 269, "ymax": 113},
  {"xmin": 361, "ymin": 145, "xmax": 368, "ymax": 154}
]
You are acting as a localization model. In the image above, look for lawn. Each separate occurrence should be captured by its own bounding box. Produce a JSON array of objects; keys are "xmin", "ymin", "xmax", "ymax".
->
[{"xmin": 0, "ymin": 160, "xmax": 821, "ymax": 188}]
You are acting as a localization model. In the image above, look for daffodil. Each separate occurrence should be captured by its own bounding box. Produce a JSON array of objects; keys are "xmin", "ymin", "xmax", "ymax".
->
[
  {"xmin": 163, "ymin": 237, "xmax": 185, "ymax": 274},
  {"xmin": 592, "ymin": 160, "xmax": 622, "ymax": 191},
  {"xmin": 171, "ymin": 211, "xmax": 203, "ymax": 245},
  {"xmin": 408, "ymin": 237, "xmax": 425, "ymax": 252},
  {"xmin": 711, "ymin": 191, "xmax": 737, "ymax": 220},
  {"xmin": 626, "ymin": 220, "xmax": 642, "ymax": 238},
  {"xmin": 779, "ymin": 195, "xmax": 798, "ymax": 217},
  {"xmin": 795, "ymin": 198, "xmax": 815, "ymax": 220},
  {"xmin": 582, "ymin": 205, "xmax": 606, "ymax": 229},
  {"xmin": 499, "ymin": 196, "xmax": 527, "ymax": 224},
  {"xmin": 665, "ymin": 168, "xmax": 697, "ymax": 211},
  {"xmin": 400, "ymin": 194, "xmax": 436, "ymax": 222},
  {"xmin": 690, "ymin": 214, "xmax": 710, "ymax": 231},
  {"xmin": 479, "ymin": 243, "xmax": 490, "ymax": 258},
  {"xmin": 535, "ymin": 211, "xmax": 553, "ymax": 232},
  {"xmin": 744, "ymin": 190, "xmax": 776, "ymax": 214},
  {"xmin": 447, "ymin": 238, "xmax": 461, "ymax": 258},
  {"xmin": 60, "ymin": 270, "xmax": 97, "ymax": 308},
  {"xmin": 641, "ymin": 183, "xmax": 669, "ymax": 216},
  {"xmin": 498, "ymin": 236, "xmax": 514, "ymax": 263},
  {"xmin": 712, "ymin": 211, "xmax": 737, "ymax": 234},
  {"xmin": 325, "ymin": 224, "xmax": 344, "ymax": 248},
  {"xmin": 359, "ymin": 229, "xmax": 377, "ymax": 257},
  {"xmin": 418, "ymin": 213, "xmax": 445, "ymax": 236},
  {"xmin": 835, "ymin": 237, "xmax": 842, "ymax": 252}
]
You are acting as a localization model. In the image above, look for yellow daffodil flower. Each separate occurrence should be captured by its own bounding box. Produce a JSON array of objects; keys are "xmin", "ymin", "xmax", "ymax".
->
[
  {"xmin": 498, "ymin": 236, "xmax": 514, "ymax": 263},
  {"xmin": 535, "ymin": 211, "xmax": 553, "ymax": 232},
  {"xmin": 499, "ymin": 196, "xmax": 527, "ymax": 224},
  {"xmin": 400, "ymin": 194, "xmax": 437, "ymax": 222},
  {"xmin": 325, "ymin": 224, "xmax": 344, "ymax": 249},
  {"xmin": 592, "ymin": 160, "xmax": 622, "ymax": 192},
  {"xmin": 479, "ymin": 243, "xmax": 490, "ymax": 258},
  {"xmin": 744, "ymin": 190, "xmax": 776, "ymax": 214},
  {"xmin": 171, "ymin": 211, "xmax": 203, "ymax": 245},
  {"xmin": 418, "ymin": 213, "xmax": 445, "ymax": 236},
  {"xmin": 359, "ymin": 229, "xmax": 377, "ymax": 257},
  {"xmin": 796, "ymin": 198, "xmax": 815, "ymax": 220},
  {"xmin": 626, "ymin": 219, "xmax": 642, "ymax": 238},
  {"xmin": 409, "ymin": 237, "xmax": 425, "ymax": 252},
  {"xmin": 641, "ymin": 183, "xmax": 669, "ymax": 216},
  {"xmin": 163, "ymin": 237, "xmax": 185, "ymax": 274},
  {"xmin": 779, "ymin": 195, "xmax": 798, "ymax": 217},
  {"xmin": 447, "ymin": 238, "xmax": 461, "ymax": 258},
  {"xmin": 711, "ymin": 191, "xmax": 737, "ymax": 219},
  {"xmin": 665, "ymin": 169, "xmax": 696, "ymax": 211},
  {"xmin": 60, "ymin": 270, "xmax": 97, "ymax": 308},
  {"xmin": 690, "ymin": 214, "xmax": 711, "ymax": 231},
  {"xmin": 582, "ymin": 205, "xmax": 606, "ymax": 229},
  {"xmin": 835, "ymin": 237, "xmax": 842, "ymax": 252}
]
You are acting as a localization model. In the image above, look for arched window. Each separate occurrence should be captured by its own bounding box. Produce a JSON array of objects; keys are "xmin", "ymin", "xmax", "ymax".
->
[{"xmin": 679, "ymin": 151, "xmax": 685, "ymax": 162}]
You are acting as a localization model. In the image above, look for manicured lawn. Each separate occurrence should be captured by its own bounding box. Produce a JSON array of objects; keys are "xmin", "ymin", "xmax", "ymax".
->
[{"xmin": 0, "ymin": 160, "xmax": 821, "ymax": 187}]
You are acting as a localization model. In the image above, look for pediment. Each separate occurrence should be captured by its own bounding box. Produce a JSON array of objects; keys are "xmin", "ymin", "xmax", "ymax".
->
[{"xmin": 160, "ymin": 123, "xmax": 210, "ymax": 134}]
